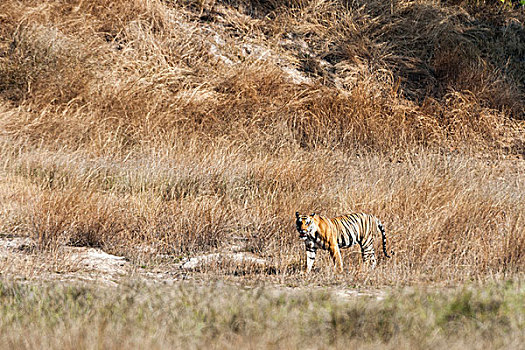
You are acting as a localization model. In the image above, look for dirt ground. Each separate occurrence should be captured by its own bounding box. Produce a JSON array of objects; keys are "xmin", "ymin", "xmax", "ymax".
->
[{"xmin": 0, "ymin": 234, "xmax": 392, "ymax": 301}]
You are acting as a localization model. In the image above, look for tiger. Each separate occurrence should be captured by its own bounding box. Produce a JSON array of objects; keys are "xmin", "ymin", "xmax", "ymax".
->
[{"xmin": 295, "ymin": 212, "xmax": 392, "ymax": 273}]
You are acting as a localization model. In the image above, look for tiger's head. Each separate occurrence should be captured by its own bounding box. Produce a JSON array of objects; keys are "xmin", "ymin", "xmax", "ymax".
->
[{"xmin": 295, "ymin": 212, "xmax": 319, "ymax": 240}]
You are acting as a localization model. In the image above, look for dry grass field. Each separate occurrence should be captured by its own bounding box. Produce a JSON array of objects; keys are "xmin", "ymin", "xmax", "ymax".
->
[
  {"xmin": 0, "ymin": 280, "xmax": 523, "ymax": 349},
  {"xmin": 0, "ymin": 0, "xmax": 524, "ymax": 348}
]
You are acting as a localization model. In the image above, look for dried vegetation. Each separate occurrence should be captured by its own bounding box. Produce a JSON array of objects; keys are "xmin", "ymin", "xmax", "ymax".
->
[
  {"xmin": 0, "ymin": 0, "xmax": 524, "ymax": 285},
  {"xmin": 0, "ymin": 280, "xmax": 523, "ymax": 349}
]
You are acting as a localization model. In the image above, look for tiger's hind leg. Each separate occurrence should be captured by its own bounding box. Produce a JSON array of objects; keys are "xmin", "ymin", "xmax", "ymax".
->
[{"xmin": 361, "ymin": 245, "xmax": 377, "ymax": 269}]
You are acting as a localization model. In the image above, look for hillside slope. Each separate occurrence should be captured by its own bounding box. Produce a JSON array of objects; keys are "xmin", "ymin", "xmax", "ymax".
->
[{"xmin": 1, "ymin": 0, "xmax": 524, "ymax": 152}]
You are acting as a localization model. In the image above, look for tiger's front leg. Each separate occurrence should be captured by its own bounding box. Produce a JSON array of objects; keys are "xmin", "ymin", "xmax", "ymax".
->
[
  {"xmin": 305, "ymin": 241, "xmax": 317, "ymax": 273},
  {"xmin": 329, "ymin": 244, "xmax": 344, "ymax": 273}
]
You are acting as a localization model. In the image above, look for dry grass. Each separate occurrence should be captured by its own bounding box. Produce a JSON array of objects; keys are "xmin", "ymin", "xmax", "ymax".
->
[
  {"xmin": 0, "ymin": 0, "xmax": 524, "ymax": 286},
  {"xmin": 0, "ymin": 280, "xmax": 523, "ymax": 349}
]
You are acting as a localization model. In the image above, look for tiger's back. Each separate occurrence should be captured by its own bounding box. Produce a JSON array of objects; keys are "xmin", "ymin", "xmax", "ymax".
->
[{"xmin": 331, "ymin": 213, "xmax": 377, "ymax": 248}]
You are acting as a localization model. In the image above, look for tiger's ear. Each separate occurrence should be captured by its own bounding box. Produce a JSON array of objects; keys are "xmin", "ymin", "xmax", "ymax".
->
[
  {"xmin": 295, "ymin": 211, "xmax": 299, "ymax": 218},
  {"xmin": 310, "ymin": 212, "xmax": 316, "ymax": 217}
]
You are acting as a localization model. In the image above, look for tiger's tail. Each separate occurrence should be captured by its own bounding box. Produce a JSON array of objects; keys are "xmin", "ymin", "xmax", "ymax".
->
[{"xmin": 377, "ymin": 220, "xmax": 393, "ymax": 258}]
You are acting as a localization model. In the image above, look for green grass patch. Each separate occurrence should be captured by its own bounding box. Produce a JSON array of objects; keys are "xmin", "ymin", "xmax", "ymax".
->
[{"xmin": 0, "ymin": 280, "xmax": 522, "ymax": 349}]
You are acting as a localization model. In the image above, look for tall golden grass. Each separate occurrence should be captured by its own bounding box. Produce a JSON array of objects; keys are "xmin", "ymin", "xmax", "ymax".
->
[{"xmin": 0, "ymin": 0, "xmax": 524, "ymax": 284}]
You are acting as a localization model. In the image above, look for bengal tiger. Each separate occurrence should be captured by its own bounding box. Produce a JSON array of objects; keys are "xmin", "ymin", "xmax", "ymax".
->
[{"xmin": 295, "ymin": 212, "xmax": 392, "ymax": 273}]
